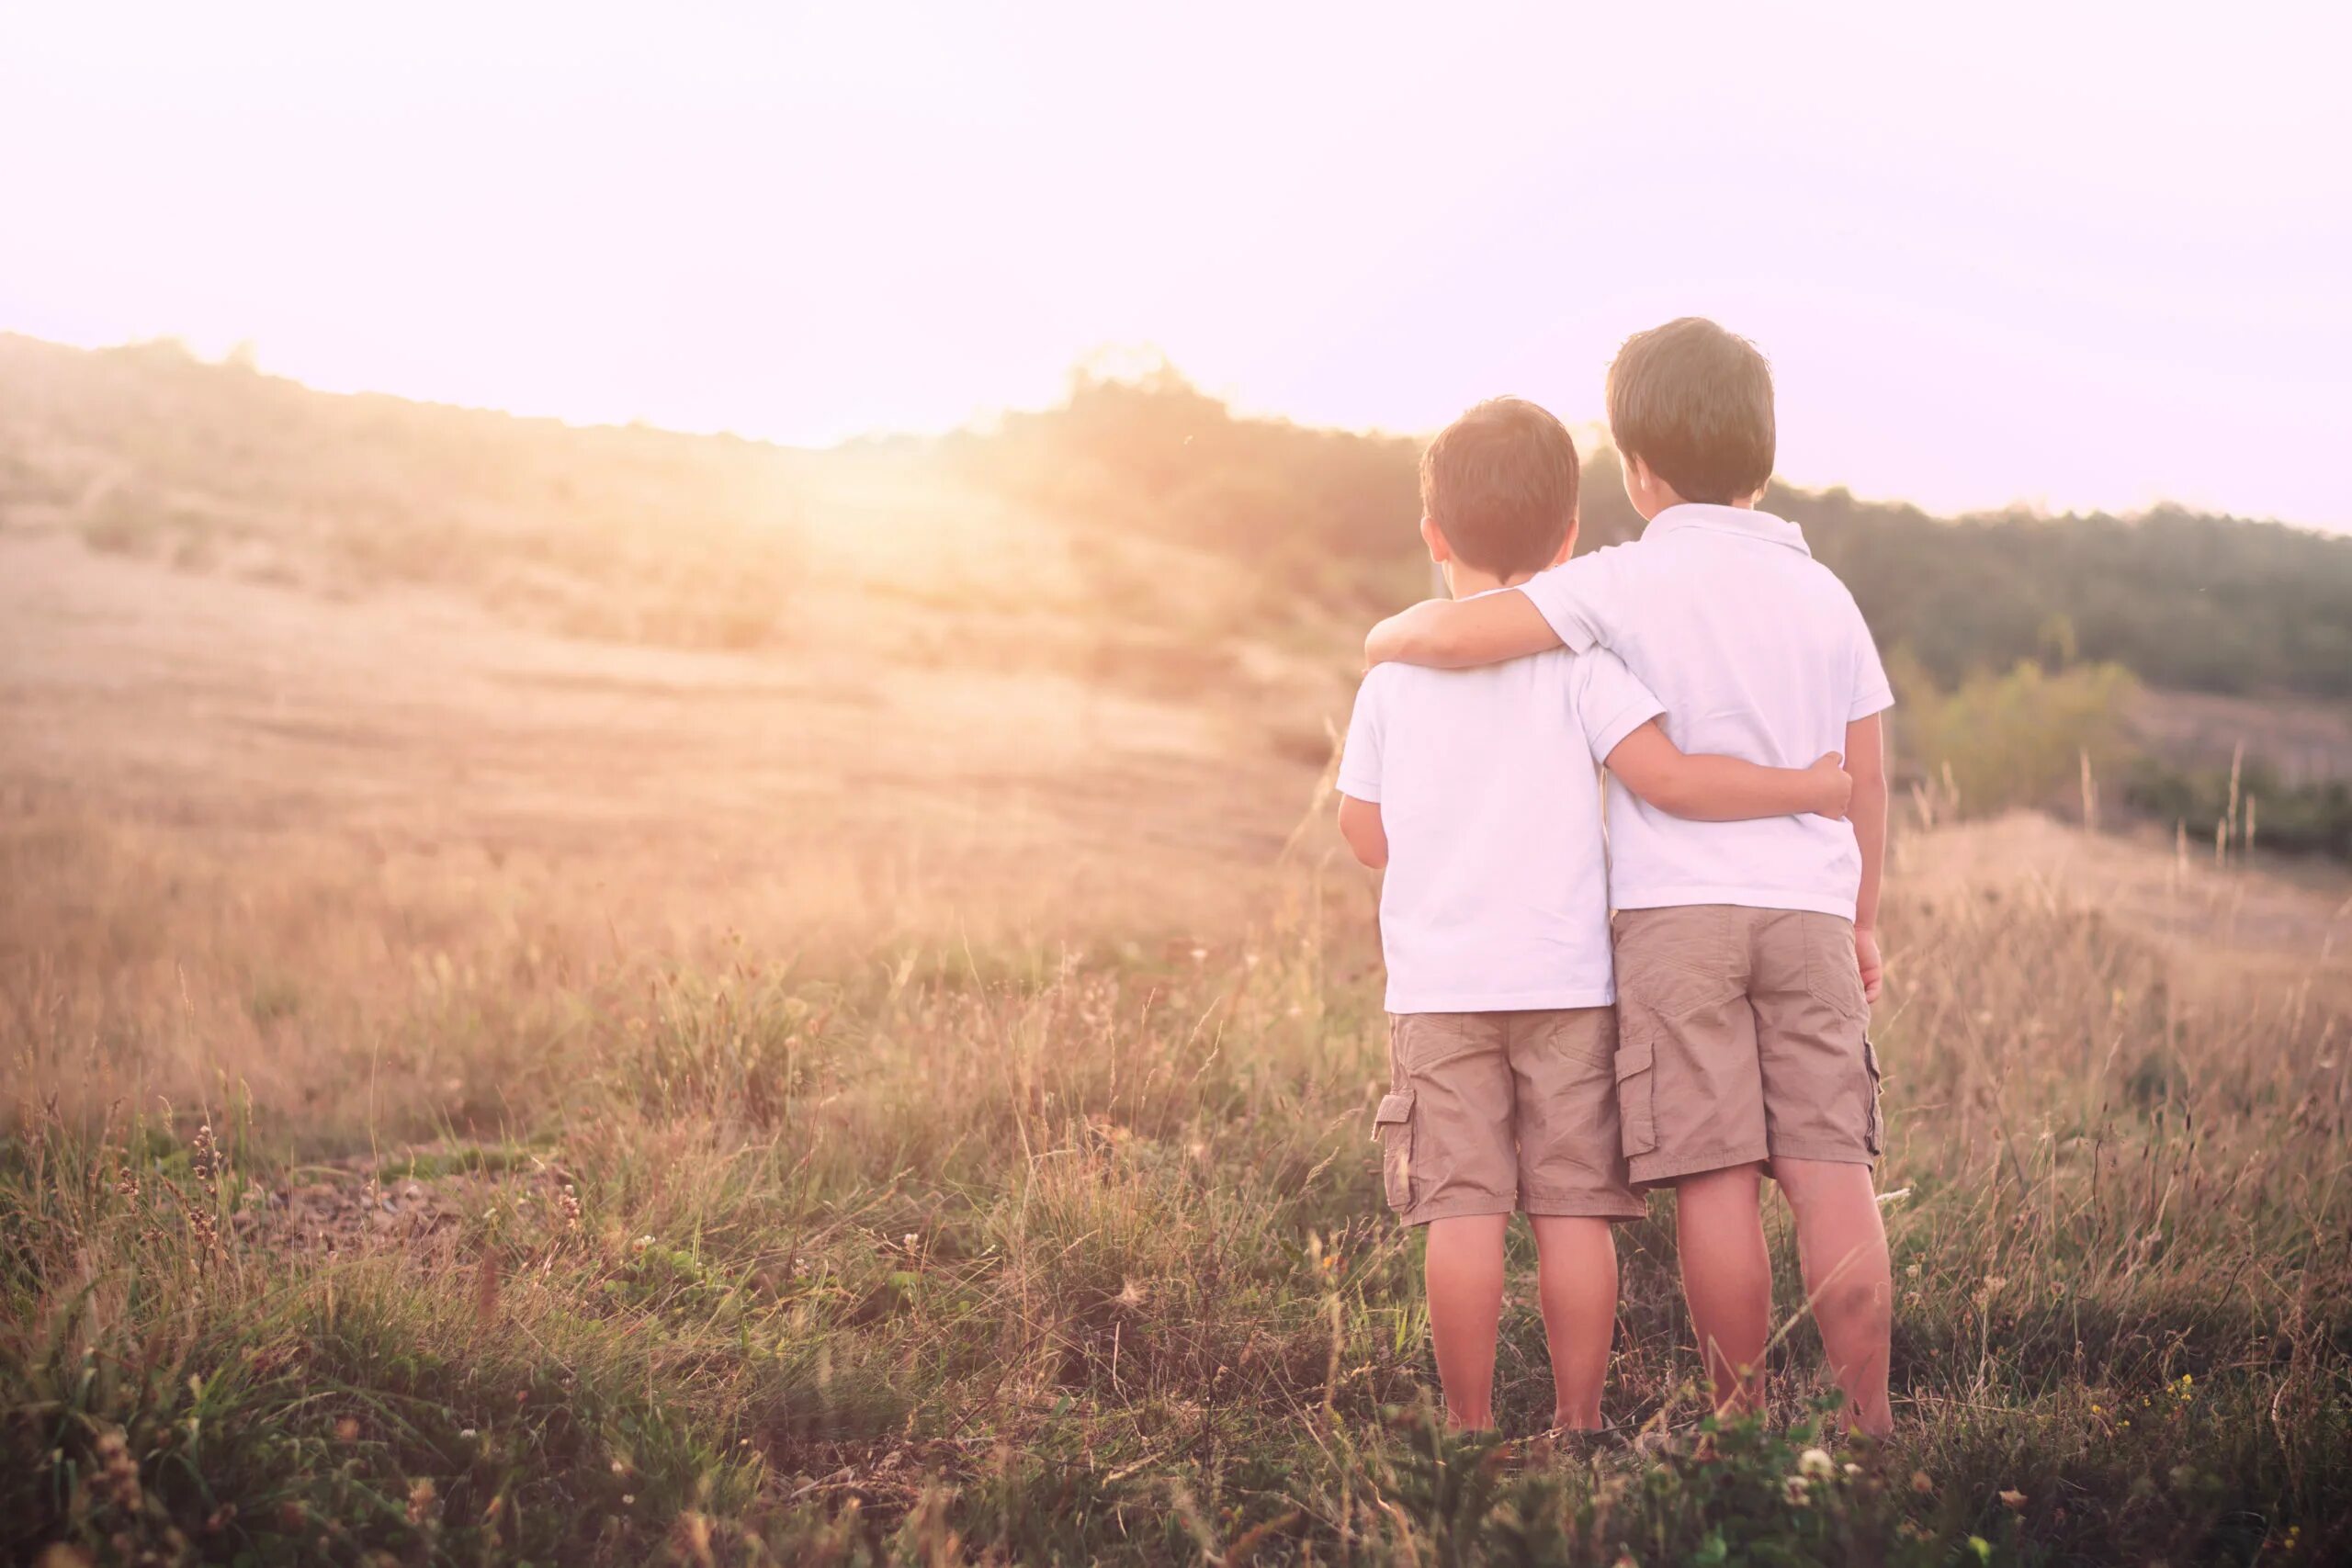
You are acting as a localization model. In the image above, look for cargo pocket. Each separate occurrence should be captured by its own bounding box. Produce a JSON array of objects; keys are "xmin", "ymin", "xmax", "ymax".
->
[
  {"xmin": 1613, "ymin": 1031, "xmax": 1657, "ymax": 1160},
  {"xmin": 1861, "ymin": 1037, "xmax": 1886, "ymax": 1157},
  {"xmin": 1373, "ymin": 1092, "xmax": 1416, "ymax": 1211}
]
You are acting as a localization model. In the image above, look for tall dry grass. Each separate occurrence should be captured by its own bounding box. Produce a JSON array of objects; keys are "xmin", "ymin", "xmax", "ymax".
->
[{"xmin": 4, "ymin": 793, "xmax": 2348, "ymax": 1563}]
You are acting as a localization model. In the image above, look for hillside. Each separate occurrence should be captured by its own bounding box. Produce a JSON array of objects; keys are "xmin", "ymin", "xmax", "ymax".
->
[
  {"xmin": 6, "ymin": 333, "xmax": 2350, "ymax": 828},
  {"xmin": 6, "ymin": 335, "xmax": 2352, "ymax": 1566}
]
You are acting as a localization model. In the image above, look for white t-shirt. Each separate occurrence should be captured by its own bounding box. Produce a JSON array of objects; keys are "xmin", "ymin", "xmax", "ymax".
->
[
  {"xmin": 1337, "ymin": 609, "xmax": 1665, "ymax": 1014},
  {"xmin": 1517, "ymin": 503, "xmax": 1894, "ymax": 919}
]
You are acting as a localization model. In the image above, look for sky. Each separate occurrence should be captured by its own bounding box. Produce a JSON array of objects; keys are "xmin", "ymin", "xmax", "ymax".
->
[{"xmin": 4, "ymin": 2, "xmax": 2348, "ymax": 527}]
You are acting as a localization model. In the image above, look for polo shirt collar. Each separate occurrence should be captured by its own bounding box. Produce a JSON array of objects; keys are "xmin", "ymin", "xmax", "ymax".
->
[{"xmin": 1641, "ymin": 502, "xmax": 1812, "ymax": 556}]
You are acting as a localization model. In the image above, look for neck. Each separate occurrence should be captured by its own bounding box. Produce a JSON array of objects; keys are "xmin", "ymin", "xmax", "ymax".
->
[
  {"xmin": 1444, "ymin": 560, "xmax": 1542, "ymax": 598},
  {"xmin": 1645, "ymin": 486, "xmax": 1758, "ymax": 518}
]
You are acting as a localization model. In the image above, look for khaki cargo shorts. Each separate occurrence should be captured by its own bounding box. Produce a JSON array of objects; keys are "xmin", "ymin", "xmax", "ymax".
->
[
  {"xmin": 1373, "ymin": 1008, "xmax": 1645, "ymax": 1225},
  {"xmin": 1611, "ymin": 905, "xmax": 1884, "ymax": 1190}
]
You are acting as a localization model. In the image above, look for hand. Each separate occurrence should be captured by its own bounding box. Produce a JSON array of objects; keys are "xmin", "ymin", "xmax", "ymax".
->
[
  {"xmin": 1804, "ymin": 752, "xmax": 1853, "ymax": 820},
  {"xmin": 1854, "ymin": 926, "xmax": 1883, "ymax": 1004}
]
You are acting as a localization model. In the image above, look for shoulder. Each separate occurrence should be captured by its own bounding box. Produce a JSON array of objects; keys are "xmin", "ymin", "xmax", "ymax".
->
[
  {"xmin": 1526, "ymin": 540, "xmax": 1645, "ymax": 593},
  {"xmin": 1351, "ymin": 660, "xmax": 1425, "ymax": 716}
]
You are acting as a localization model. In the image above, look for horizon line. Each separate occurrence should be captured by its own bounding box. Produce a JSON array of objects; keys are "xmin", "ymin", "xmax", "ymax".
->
[{"xmin": 7, "ymin": 327, "xmax": 2338, "ymax": 538}]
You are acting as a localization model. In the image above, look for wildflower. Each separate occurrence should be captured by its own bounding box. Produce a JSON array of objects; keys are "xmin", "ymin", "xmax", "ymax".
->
[
  {"xmin": 1845, "ymin": 1462, "xmax": 1863, "ymax": 1479},
  {"xmin": 458, "ymin": 1429, "xmax": 477, "ymax": 1440},
  {"xmin": 335, "ymin": 1416, "xmax": 362, "ymax": 1442},
  {"xmin": 1905, "ymin": 1262, "xmax": 1921, "ymax": 1278},
  {"xmin": 1910, "ymin": 1471, "xmax": 1934, "ymax": 1495},
  {"xmin": 1999, "ymin": 1489, "xmax": 2027, "ymax": 1511},
  {"xmin": 405, "ymin": 1477, "xmax": 436, "ymax": 1527},
  {"xmin": 1783, "ymin": 1475, "xmax": 1811, "ymax": 1506},
  {"xmin": 92, "ymin": 1427, "xmax": 141, "ymax": 1510},
  {"xmin": 1799, "ymin": 1448, "xmax": 1836, "ymax": 1479}
]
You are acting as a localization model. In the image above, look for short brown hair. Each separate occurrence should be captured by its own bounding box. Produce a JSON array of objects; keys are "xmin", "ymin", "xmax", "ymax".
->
[
  {"xmin": 1419, "ymin": 398, "xmax": 1580, "ymax": 576},
  {"xmin": 1606, "ymin": 318, "xmax": 1775, "ymax": 504}
]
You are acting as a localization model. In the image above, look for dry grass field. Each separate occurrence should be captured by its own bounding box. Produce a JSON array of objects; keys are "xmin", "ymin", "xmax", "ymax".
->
[{"xmin": 5, "ymin": 343, "xmax": 2350, "ymax": 1565}]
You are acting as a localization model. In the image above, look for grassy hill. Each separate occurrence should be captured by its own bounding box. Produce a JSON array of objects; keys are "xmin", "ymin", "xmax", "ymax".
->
[
  {"xmin": 6, "ymin": 332, "xmax": 2350, "ymax": 859},
  {"xmin": 5, "ymin": 335, "xmax": 2351, "ymax": 1562}
]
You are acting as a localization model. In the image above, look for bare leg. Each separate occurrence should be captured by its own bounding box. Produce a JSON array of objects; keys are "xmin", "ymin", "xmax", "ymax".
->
[
  {"xmin": 1673, "ymin": 1162, "xmax": 1772, "ymax": 1419},
  {"xmin": 1529, "ymin": 1214, "xmax": 1618, "ymax": 1429},
  {"xmin": 1773, "ymin": 1157, "xmax": 1894, "ymax": 1435},
  {"xmin": 1422, "ymin": 1213, "xmax": 1510, "ymax": 1430}
]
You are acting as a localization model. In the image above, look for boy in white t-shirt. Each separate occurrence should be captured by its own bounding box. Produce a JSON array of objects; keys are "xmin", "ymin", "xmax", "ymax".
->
[
  {"xmin": 1364, "ymin": 321, "xmax": 1898, "ymax": 1435},
  {"xmin": 1338, "ymin": 397, "xmax": 1851, "ymax": 1434}
]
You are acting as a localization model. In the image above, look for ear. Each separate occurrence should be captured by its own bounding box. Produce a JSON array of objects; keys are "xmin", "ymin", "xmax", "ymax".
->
[
  {"xmin": 1419, "ymin": 515, "xmax": 1451, "ymax": 564},
  {"xmin": 1549, "ymin": 510, "xmax": 1581, "ymax": 568}
]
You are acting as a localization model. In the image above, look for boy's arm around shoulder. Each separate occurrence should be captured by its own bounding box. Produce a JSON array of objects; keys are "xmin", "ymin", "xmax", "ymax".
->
[
  {"xmin": 1605, "ymin": 720, "xmax": 1852, "ymax": 821},
  {"xmin": 1363, "ymin": 590, "xmax": 1559, "ymax": 670},
  {"xmin": 1363, "ymin": 547, "xmax": 1631, "ymax": 669}
]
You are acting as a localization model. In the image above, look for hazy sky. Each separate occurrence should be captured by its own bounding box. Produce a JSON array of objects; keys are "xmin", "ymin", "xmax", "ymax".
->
[{"xmin": 5, "ymin": 3, "xmax": 2347, "ymax": 526}]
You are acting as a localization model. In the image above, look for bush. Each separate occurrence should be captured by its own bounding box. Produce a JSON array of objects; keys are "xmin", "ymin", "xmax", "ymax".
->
[{"xmin": 1892, "ymin": 657, "xmax": 2138, "ymax": 819}]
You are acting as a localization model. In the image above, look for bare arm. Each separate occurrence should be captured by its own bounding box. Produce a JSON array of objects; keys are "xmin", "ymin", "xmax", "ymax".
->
[
  {"xmin": 1338, "ymin": 794, "xmax": 1388, "ymax": 869},
  {"xmin": 1604, "ymin": 720, "xmax": 1852, "ymax": 821},
  {"xmin": 1845, "ymin": 712, "xmax": 1889, "ymax": 1000},
  {"xmin": 1364, "ymin": 592, "xmax": 1561, "ymax": 671}
]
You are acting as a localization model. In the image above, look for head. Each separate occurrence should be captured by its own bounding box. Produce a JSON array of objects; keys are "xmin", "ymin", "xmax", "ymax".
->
[
  {"xmin": 1418, "ymin": 397, "xmax": 1581, "ymax": 592},
  {"xmin": 1606, "ymin": 317, "xmax": 1775, "ymax": 517}
]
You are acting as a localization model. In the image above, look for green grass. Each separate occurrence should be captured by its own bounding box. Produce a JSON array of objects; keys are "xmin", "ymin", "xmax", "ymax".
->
[{"xmin": 6, "ymin": 882, "xmax": 2350, "ymax": 1565}]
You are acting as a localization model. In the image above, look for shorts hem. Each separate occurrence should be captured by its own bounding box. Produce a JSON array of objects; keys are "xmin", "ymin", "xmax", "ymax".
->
[
  {"xmin": 1520, "ymin": 1196, "xmax": 1648, "ymax": 1222},
  {"xmin": 1764, "ymin": 1142, "xmax": 1880, "ymax": 1168},
  {"xmin": 1627, "ymin": 1143, "xmax": 1770, "ymax": 1190},
  {"xmin": 1399, "ymin": 1196, "xmax": 1517, "ymax": 1226}
]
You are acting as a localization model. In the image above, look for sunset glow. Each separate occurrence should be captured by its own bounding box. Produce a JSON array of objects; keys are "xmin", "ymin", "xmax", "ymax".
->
[{"xmin": 3, "ymin": 1, "xmax": 2346, "ymax": 525}]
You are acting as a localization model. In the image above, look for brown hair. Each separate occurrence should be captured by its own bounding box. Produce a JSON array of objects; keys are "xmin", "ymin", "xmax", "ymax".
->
[
  {"xmin": 1419, "ymin": 398, "xmax": 1581, "ymax": 576},
  {"xmin": 1606, "ymin": 317, "xmax": 1775, "ymax": 505}
]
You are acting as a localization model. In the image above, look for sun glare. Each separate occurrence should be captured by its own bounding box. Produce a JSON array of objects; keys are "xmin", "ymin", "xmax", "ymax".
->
[{"xmin": 1, "ymin": 3, "xmax": 2346, "ymax": 525}]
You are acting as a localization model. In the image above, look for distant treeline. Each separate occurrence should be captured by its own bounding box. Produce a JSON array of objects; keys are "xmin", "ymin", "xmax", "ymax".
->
[{"xmin": 972, "ymin": 367, "xmax": 2352, "ymax": 705}]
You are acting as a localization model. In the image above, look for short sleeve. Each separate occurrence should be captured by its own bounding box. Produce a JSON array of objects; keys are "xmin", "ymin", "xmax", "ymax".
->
[
  {"xmin": 1572, "ymin": 649, "xmax": 1668, "ymax": 764},
  {"xmin": 1848, "ymin": 602, "xmax": 1895, "ymax": 721},
  {"xmin": 1336, "ymin": 670, "xmax": 1386, "ymax": 803},
  {"xmin": 1516, "ymin": 546, "xmax": 1632, "ymax": 654}
]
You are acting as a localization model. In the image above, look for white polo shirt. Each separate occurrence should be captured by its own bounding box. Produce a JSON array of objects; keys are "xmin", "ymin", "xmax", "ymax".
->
[
  {"xmin": 1338, "ymin": 606, "xmax": 1665, "ymax": 1014},
  {"xmin": 1516, "ymin": 503, "xmax": 1894, "ymax": 919}
]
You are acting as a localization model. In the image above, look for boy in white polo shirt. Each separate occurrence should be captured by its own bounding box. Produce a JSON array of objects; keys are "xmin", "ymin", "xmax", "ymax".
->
[
  {"xmin": 1364, "ymin": 320, "xmax": 1897, "ymax": 1436},
  {"xmin": 1338, "ymin": 396, "xmax": 1852, "ymax": 1434}
]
